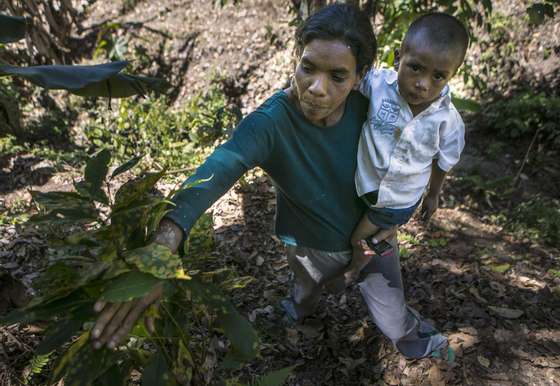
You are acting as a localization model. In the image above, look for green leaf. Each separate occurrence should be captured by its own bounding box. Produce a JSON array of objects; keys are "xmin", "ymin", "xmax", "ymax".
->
[
  {"xmin": 0, "ymin": 14, "xmax": 26, "ymax": 44},
  {"xmin": 36, "ymin": 319, "xmax": 83, "ymax": 355},
  {"xmin": 252, "ymin": 366, "xmax": 294, "ymax": 386},
  {"xmin": 93, "ymin": 360, "xmax": 133, "ymax": 386},
  {"xmin": 52, "ymin": 331, "xmax": 90, "ymax": 382},
  {"xmin": 29, "ymin": 206, "xmax": 99, "ymax": 224},
  {"xmin": 111, "ymin": 155, "xmax": 143, "ymax": 179},
  {"xmin": 452, "ymin": 96, "xmax": 481, "ymax": 112},
  {"xmin": 30, "ymin": 191, "xmax": 89, "ymax": 209},
  {"xmin": 491, "ymin": 263, "xmax": 511, "ymax": 273},
  {"xmin": 1, "ymin": 289, "xmax": 93, "ymax": 325},
  {"xmin": 74, "ymin": 148, "xmax": 111, "ymax": 204},
  {"xmin": 527, "ymin": 4, "xmax": 554, "ymax": 25},
  {"xmin": 125, "ymin": 243, "xmax": 185, "ymax": 279},
  {"xmin": 28, "ymin": 352, "xmax": 52, "ymax": 377},
  {"xmin": 186, "ymin": 279, "xmax": 259, "ymax": 363},
  {"xmin": 100, "ymin": 271, "xmax": 161, "ymax": 302},
  {"xmin": 0, "ymin": 61, "xmax": 169, "ymax": 98},
  {"xmin": 141, "ymin": 350, "xmax": 175, "ymax": 386},
  {"xmin": 113, "ymin": 170, "xmax": 166, "ymax": 210},
  {"xmin": 60, "ymin": 344, "xmax": 125, "ymax": 386}
]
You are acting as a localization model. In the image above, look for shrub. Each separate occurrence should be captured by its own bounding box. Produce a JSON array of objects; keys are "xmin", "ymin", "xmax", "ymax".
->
[
  {"xmin": 84, "ymin": 86, "xmax": 240, "ymax": 169},
  {"xmin": 507, "ymin": 195, "xmax": 560, "ymax": 246},
  {"xmin": 481, "ymin": 93, "xmax": 560, "ymax": 147}
]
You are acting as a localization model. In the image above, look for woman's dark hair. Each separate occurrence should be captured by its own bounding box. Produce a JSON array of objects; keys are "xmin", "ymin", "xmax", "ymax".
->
[{"xmin": 295, "ymin": 4, "xmax": 376, "ymax": 73}]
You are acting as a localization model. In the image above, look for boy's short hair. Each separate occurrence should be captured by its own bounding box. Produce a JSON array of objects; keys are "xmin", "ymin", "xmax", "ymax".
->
[{"xmin": 403, "ymin": 12, "xmax": 469, "ymax": 65}]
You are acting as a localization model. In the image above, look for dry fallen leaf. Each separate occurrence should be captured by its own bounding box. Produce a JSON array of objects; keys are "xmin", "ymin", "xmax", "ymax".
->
[
  {"xmin": 478, "ymin": 355, "xmax": 491, "ymax": 368},
  {"xmin": 488, "ymin": 305, "xmax": 524, "ymax": 319}
]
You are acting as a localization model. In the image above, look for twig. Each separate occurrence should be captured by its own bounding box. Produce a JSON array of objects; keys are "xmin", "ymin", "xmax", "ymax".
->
[{"xmin": 512, "ymin": 128, "xmax": 541, "ymax": 187}]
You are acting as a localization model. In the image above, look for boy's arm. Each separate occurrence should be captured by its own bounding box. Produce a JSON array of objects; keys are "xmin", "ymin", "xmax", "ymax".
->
[
  {"xmin": 422, "ymin": 110, "xmax": 465, "ymax": 222},
  {"xmin": 357, "ymin": 68, "xmax": 374, "ymax": 99},
  {"xmin": 421, "ymin": 160, "xmax": 447, "ymax": 222}
]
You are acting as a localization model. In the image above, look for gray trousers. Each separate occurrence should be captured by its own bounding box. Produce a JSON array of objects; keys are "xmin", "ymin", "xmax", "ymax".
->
[{"xmin": 285, "ymin": 240, "xmax": 447, "ymax": 359}]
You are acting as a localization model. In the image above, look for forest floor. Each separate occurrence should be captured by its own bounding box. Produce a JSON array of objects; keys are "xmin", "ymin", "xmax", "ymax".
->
[{"xmin": 1, "ymin": 1, "xmax": 560, "ymax": 385}]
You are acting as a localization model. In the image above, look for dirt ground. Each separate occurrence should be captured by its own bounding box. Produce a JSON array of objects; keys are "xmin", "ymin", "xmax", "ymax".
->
[{"xmin": 1, "ymin": 1, "xmax": 560, "ymax": 385}]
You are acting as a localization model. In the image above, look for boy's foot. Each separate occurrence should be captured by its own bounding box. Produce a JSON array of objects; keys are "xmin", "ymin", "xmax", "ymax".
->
[
  {"xmin": 430, "ymin": 341, "xmax": 456, "ymax": 363},
  {"xmin": 280, "ymin": 298, "xmax": 302, "ymax": 325},
  {"xmin": 343, "ymin": 270, "xmax": 360, "ymax": 286}
]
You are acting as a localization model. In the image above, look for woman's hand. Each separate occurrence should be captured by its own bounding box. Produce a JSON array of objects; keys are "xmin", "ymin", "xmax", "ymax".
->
[
  {"xmin": 92, "ymin": 283, "xmax": 164, "ymax": 349},
  {"xmin": 91, "ymin": 219, "xmax": 183, "ymax": 349}
]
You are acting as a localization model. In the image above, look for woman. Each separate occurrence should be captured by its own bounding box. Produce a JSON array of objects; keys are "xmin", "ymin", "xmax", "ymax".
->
[{"xmin": 92, "ymin": 4, "xmax": 449, "ymax": 361}]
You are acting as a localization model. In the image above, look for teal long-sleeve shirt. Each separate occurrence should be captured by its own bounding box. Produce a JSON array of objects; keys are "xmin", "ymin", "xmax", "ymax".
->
[{"xmin": 166, "ymin": 90, "xmax": 368, "ymax": 252}]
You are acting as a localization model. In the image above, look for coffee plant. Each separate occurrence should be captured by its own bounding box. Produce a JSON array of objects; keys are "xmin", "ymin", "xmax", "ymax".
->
[{"xmin": 0, "ymin": 11, "xmax": 290, "ymax": 386}]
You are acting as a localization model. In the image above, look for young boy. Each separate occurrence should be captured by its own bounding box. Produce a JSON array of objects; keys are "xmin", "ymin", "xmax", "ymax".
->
[{"xmin": 345, "ymin": 12, "xmax": 468, "ymax": 284}]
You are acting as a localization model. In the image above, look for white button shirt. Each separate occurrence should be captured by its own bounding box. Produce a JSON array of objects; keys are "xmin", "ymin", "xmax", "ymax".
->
[{"xmin": 355, "ymin": 69, "xmax": 465, "ymax": 209}]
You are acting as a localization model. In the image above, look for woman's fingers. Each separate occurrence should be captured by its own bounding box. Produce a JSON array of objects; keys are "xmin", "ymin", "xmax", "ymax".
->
[
  {"xmin": 93, "ymin": 300, "xmax": 106, "ymax": 313},
  {"xmin": 145, "ymin": 316, "xmax": 155, "ymax": 334},
  {"xmin": 92, "ymin": 302, "xmax": 122, "ymax": 347},
  {"xmin": 98, "ymin": 301, "xmax": 134, "ymax": 348},
  {"xmin": 104, "ymin": 284, "xmax": 165, "ymax": 349},
  {"xmin": 108, "ymin": 300, "xmax": 150, "ymax": 349},
  {"xmin": 92, "ymin": 284, "xmax": 165, "ymax": 349}
]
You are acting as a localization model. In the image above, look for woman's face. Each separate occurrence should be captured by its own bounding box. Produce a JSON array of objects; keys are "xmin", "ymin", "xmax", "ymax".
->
[{"xmin": 292, "ymin": 39, "xmax": 363, "ymax": 127}]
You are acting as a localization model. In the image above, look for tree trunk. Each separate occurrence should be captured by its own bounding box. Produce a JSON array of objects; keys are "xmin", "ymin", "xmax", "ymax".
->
[
  {"xmin": 4, "ymin": 0, "xmax": 82, "ymax": 64},
  {"xmin": 0, "ymin": 91, "xmax": 22, "ymax": 137}
]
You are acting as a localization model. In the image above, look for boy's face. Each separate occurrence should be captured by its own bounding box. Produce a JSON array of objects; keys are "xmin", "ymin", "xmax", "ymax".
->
[{"xmin": 397, "ymin": 39, "xmax": 463, "ymax": 114}]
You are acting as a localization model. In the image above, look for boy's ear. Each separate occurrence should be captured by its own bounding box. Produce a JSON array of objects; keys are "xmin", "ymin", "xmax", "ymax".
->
[{"xmin": 393, "ymin": 48, "xmax": 400, "ymax": 71}]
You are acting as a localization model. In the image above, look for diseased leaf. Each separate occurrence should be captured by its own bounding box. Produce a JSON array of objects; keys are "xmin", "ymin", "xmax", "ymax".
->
[
  {"xmin": 0, "ymin": 61, "xmax": 168, "ymax": 98},
  {"xmin": 0, "ymin": 14, "xmax": 26, "ymax": 43},
  {"xmin": 29, "ymin": 206, "xmax": 99, "ymax": 224},
  {"xmin": 52, "ymin": 331, "xmax": 90, "ymax": 382},
  {"xmin": 100, "ymin": 271, "xmax": 161, "ymax": 302},
  {"xmin": 113, "ymin": 170, "xmax": 166, "ymax": 210},
  {"xmin": 110, "ymin": 197, "xmax": 166, "ymax": 250},
  {"xmin": 111, "ymin": 155, "xmax": 143, "ymax": 179},
  {"xmin": 30, "ymin": 191, "xmax": 90, "ymax": 210},
  {"xmin": 125, "ymin": 243, "xmax": 187, "ymax": 280}
]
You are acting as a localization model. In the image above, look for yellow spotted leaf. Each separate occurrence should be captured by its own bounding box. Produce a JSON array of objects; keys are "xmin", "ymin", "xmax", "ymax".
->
[{"xmin": 125, "ymin": 243, "xmax": 184, "ymax": 280}]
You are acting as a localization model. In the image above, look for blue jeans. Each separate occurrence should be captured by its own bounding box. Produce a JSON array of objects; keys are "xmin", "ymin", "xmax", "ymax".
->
[{"xmin": 361, "ymin": 191, "xmax": 420, "ymax": 229}]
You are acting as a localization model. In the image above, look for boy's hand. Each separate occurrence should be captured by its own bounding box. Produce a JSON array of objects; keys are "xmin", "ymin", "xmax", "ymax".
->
[
  {"xmin": 420, "ymin": 194, "xmax": 439, "ymax": 223},
  {"xmin": 359, "ymin": 226, "xmax": 398, "ymax": 256},
  {"xmin": 92, "ymin": 219, "xmax": 182, "ymax": 349}
]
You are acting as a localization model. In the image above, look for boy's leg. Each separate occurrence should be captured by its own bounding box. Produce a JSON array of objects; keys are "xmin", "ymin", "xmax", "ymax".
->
[
  {"xmin": 284, "ymin": 245, "xmax": 351, "ymax": 321},
  {"xmin": 357, "ymin": 238, "xmax": 448, "ymax": 359},
  {"xmin": 345, "ymin": 214, "xmax": 379, "ymax": 285}
]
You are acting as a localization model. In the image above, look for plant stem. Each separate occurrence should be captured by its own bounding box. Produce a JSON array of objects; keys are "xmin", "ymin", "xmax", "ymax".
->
[{"xmin": 513, "ymin": 128, "xmax": 540, "ymax": 187}]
